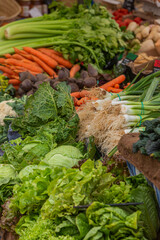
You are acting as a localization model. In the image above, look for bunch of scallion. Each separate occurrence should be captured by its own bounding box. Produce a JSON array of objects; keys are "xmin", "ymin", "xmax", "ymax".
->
[{"xmin": 107, "ymin": 71, "xmax": 160, "ymax": 157}]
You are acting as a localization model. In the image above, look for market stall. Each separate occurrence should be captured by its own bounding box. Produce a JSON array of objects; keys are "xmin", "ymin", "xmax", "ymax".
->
[{"xmin": 0, "ymin": 0, "xmax": 160, "ymax": 239}]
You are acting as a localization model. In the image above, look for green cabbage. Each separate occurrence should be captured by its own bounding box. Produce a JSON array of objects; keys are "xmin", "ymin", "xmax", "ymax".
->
[
  {"xmin": 0, "ymin": 164, "xmax": 16, "ymax": 186},
  {"xmin": 42, "ymin": 145, "xmax": 83, "ymax": 168}
]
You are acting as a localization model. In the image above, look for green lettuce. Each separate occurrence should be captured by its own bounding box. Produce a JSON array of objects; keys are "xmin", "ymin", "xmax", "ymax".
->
[{"xmin": 10, "ymin": 165, "xmax": 63, "ymax": 215}]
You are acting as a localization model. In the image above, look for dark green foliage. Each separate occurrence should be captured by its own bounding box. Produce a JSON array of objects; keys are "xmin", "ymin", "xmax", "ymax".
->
[{"xmin": 133, "ymin": 119, "xmax": 160, "ymax": 161}]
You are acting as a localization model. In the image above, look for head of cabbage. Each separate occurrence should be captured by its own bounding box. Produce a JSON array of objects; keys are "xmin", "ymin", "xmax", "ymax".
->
[
  {"xmin": 0, "ymin": 164, "xmax": 16, "ymax": 186},
  {"xmin": 42, "ymin": 145, "xmax": 83, "ymax": 168}
]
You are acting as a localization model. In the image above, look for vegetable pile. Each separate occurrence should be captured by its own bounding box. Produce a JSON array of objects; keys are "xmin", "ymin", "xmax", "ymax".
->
[
  {"xmin": 0, "ymin": 3, "xmax": 133, "ymax": 70},
  {"xmin": 77, "ymin": 71, "xmax": 160, "ymax": 154},
  {"xmin": 133, "ymin": 119, "xmax": 160, "ymax": 161},
  {"xmin": 112, "ymin": 8, "xmax": 142, "ymax": 29},
  {"xmin": 0, "ymin": 160, "xmax": 159, "ymax": 240},
  {"xmin": 0, "ymin": 74, "xmax": 159, "ymax": 240},
  {"xmin": 130, "ymin": 23, "xmax": 160, "ymax": 55}
]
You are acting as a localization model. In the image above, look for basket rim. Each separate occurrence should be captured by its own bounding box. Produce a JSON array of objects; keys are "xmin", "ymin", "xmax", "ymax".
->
[{"xmin": 0, "ymin": 0, "xmax": 21, "ymax": 21}]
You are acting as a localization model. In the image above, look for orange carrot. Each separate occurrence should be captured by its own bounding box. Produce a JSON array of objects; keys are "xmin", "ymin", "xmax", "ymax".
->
[
  {"xmin": 23, "ymin": 47, "xmax": 58, "ymax": 69},
  {"xmin": 12, "ymin": 54, "xmax": 25, "ymax": 60},
  {"xmin": 100, "ymin": 75, "xmax": 126, "ymax": 90},
  {"xmin": 5, "ymin": 58, "xmax": 43, "ymax": 73},
  {"xmin": 0, "ymin": 58, "xmax": 6, "ymax": 63},
  {"xmin": 38, "ymin": 48, "xmax": 63, "ymax": 57},
  {"xmin": 31, "ymin": 55, "xmax": 56, "ymax": 76},
  {"xmin": 70, "ymin": 64, "xmax": 80, "ymax": 78},
  {"xmin": 4, "ymin": 54, "xmax": 12, "ymax": 58},
  {"xmin": 71, "ymin": 92, "xmax": 81, "ymax": 98},
  {"xmin": 114, "ymin": 84, "xmax": 120, "ymax": 89},
  {"xmin": 79, "ymin": 90, "xmax": 90, "ymax": 98},
  {"xmin": 38, "ymin": 48, "xmax": 73, "ymax": 69},
  {"xmin": 127, "ymin": 82, "xmax": 131, "ymax": 86},
  {"xmin": 107, "ymin": 87, "xmax": 123, "ymax": 93},
  {"xmin": 2, "ymin": 73, "xmax": 11, "ymax": 78},
  {"xmin": 75, "ymin": 106, "xmax": 79, "ymax": 110},
  {"xmin": 73, "ymin": 97, "xmax": 78, "ymax": 106},
  {"xmin": 12, "ymin": 54, "xmax": 36, "ymax": 65},
  {"xmin": 90, "ymin": 97, "xmax": 99, "ymax": 101},
  {"xmin": 77, "ymin": 97, "xmax": 90, "ymax": 106},
  {"xmin": 0, "ymin": 66, "xmax": 15, "ymax": 75},
  {"xmin": 14, "ymin": 48, "xmax": 26, "ymax": 55},
  {"xmin": 11, "ymin": 75, "xmax": 19, "ymax": 79},
  {"xmin": 8, "ymin": 79, "xmax": 21, "ymax": 85}
]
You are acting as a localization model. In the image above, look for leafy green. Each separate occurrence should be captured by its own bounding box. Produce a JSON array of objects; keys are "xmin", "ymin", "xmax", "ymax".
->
[
  {"xmin": 47, "ymin": 3, "xmax": 133, "ymax": 70},
  {"xmin": 0, "ymin": 164, "xmax": 16, "ymax": 186},
  {"xmin": 42, "ymin": 145, "xmax": 83, "ymax": 168},
  {"xmin": 133, "ymin": 119, "xmax": 160, "ymax": 161},
  {"xmin": 131, "ymin": 185, "xmax": 160, "ymax": 240},
  {"xmin": 0, "ymin": 131, "xmax": 57, "ymax": 172},
  {"xmin": 85, "ymin": 202, "xmax": 145, "ymax": 240},
  {"xmin": 10, "ymin": 165, "xmax": 62, "ymax": 215},
  {"xmin": 0, "ymin": 164, "xmax": 17, "ymax": 210},
  {"xmin": 11, "ymin": 82, "xmax": 79, "ymax": 139}
]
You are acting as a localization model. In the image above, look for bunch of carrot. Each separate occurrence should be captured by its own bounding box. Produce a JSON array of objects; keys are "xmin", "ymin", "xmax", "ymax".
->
[
  {"xmin": 71, "ymin": 90, "xmax": 98, "ymax": 111},
  {"xmin": 100, "ymin": 75, "xmax": 125, "ymax": 93},
  {"xmin": 0, "ymin": 47, "xmax": 79, "ymax": 91},
  {"xmin": 99, "ymin": 74, "xmax": 134, "ymax": 93}
]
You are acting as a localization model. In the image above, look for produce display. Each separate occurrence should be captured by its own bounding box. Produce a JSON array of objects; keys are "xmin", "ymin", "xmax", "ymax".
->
[
  {"xmin": 0, "ymin": 0, "xmax": 160, "ymax": 239},
  {"xmin": 0, "ymin": 3, "xmax": 133, "ymax": 71}
]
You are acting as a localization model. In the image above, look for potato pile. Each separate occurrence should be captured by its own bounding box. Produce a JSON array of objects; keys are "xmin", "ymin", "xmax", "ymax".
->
[{"xmin": 130, "ymin": 23, "xmax": 160, "ymax": 56}]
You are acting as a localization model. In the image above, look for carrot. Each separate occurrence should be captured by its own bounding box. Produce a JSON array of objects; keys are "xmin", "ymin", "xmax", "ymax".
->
[
  {"xmin": 14, "ymin": 48, "xmax": 26, "ymax": 55},
  {"xmin": 12, "ymin": 54, "xmax": 25, "ymax": 60},
  {"xmin": 75, "ymin": 106, "xmax": 79, "ymax": 110},
  {"xmin": 114, "ymin": 84, "xmax": 120, "ymax": 89},
  {"xmin": 100, "ymin": 75, "xmax": 126, "ymax": 90},
  {"xmin": 8, "ymin": 79, "xmax": 21, "ymax": 85},
  {"xmin": 90, "ymin": 97, "xmax": 99, "ymax": 101},
  {"xmin": 79, "ymin": 90, "xmax": 90, "ymax": 98},
  {"xmin": 0, "ymin": 66, "xmax": 15, "ymax": 75},
  {"xmin": 107, "ymin": 87, "xmax": 123, "ymax": 93},
  {"xmin": 0, "ymin": 58, "xmax": 6, "ymax": 63},
  {"xmin": 70, "ymin": 64, "xmax": 81, "ymax": 78},
  {"xmin": 73, "ymin": 96, "xmax": 79, "ymax": 106},
  {"xmin": 11, "ymin": 75, "xmax": 19, "ymax": 79},
  {"xmin": 2, "ymin": 73, "xmax": 11, "ymax": 78},
  {"xmin": 23, "ymin": 47, "xmax": 58, "ymax": 69},
  {"xmin": 31, "ymin": 55, "xmax": 56, "ymax": 76},
  {"xmin": 38, "ymin": 48, "xmax": 73, "ymax": 69},
  {"xmin": 77, "ymin": 97, "xmax": 90, "ymax": 106},
  {"xmin": 127, "ymin": 82, "xmax": 131, "ymax": 86},
  {"xmin": 4, "ymin": 54, "xmax": 12, "ymax": 58},
  {"xmin": 71, "ymin": 92, "xmax": 81, "ymax": 98},
  {"xmin": 38, "ymin": 48, "xmax": 63, "ymax": 57},
  {"xmin": 5, "ymin": 58, "xmax": 43, "ymax": 73}
]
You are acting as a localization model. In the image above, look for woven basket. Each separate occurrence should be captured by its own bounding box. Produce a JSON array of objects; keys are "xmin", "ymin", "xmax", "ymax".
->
[{"xmin": 0, "ymin": 0, "xmax": 21, "ymax": 21}]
